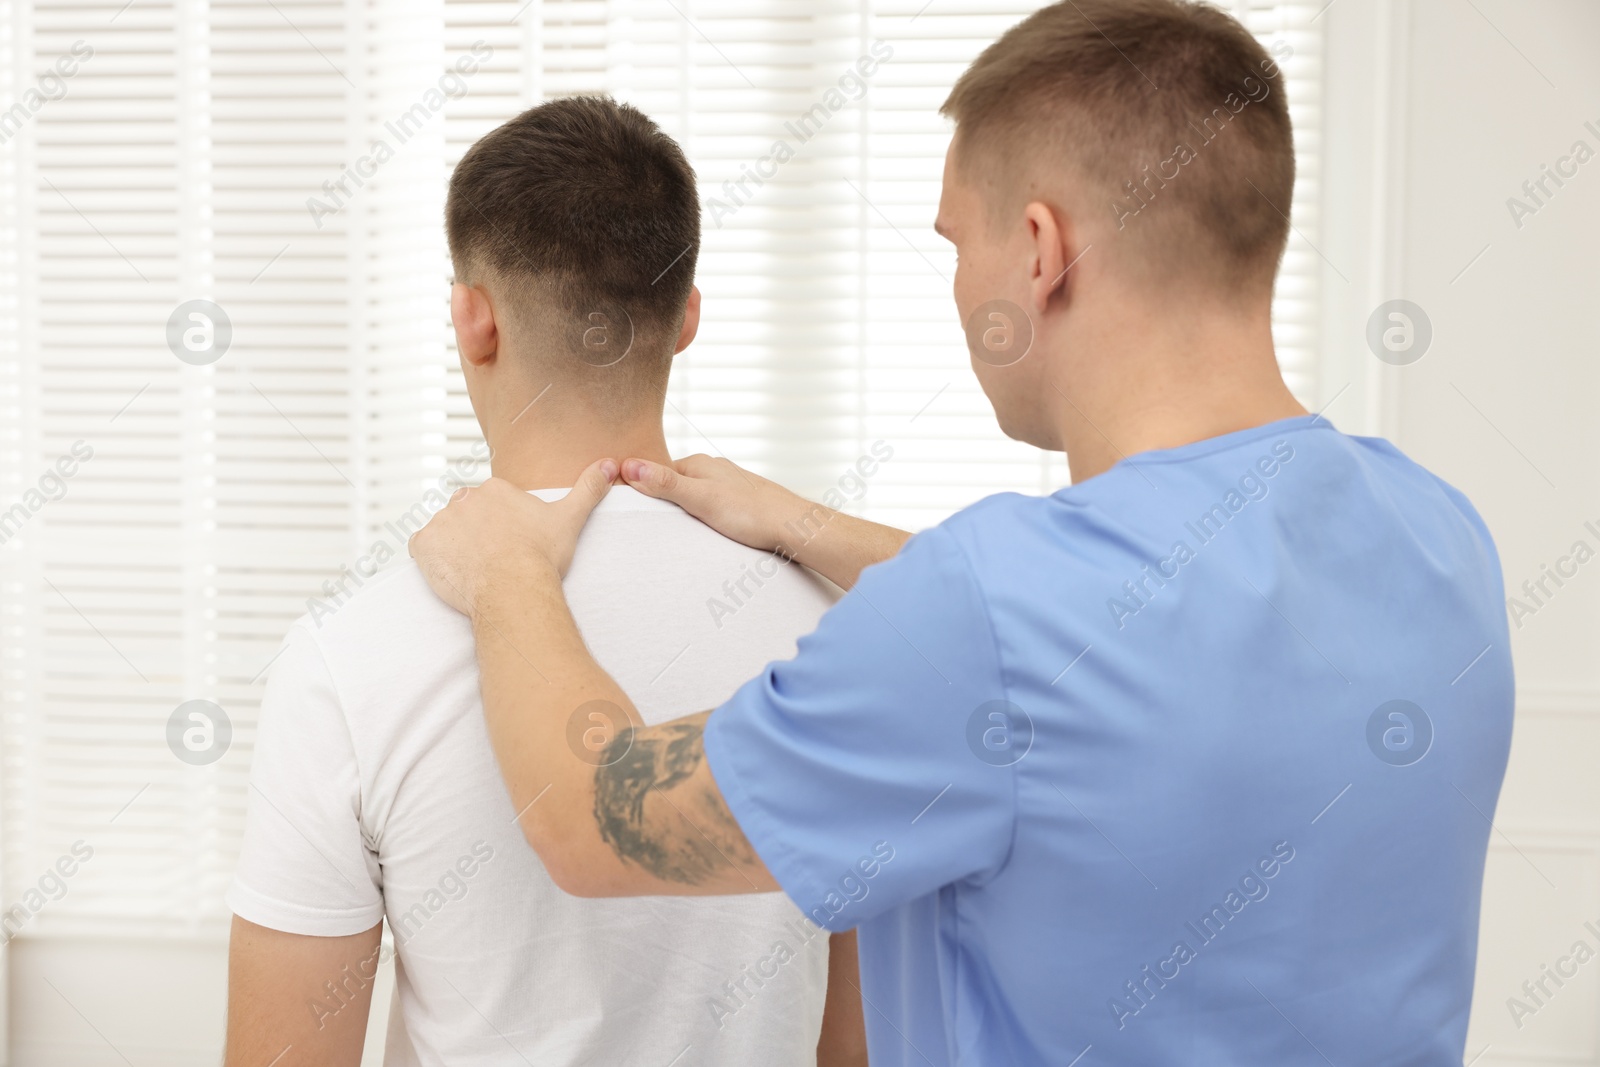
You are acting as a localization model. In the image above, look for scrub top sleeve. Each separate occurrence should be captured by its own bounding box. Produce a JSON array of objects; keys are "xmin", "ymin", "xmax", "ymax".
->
[{"xmin": 703, "ymin": 525, "xmax": 1016, "ymax": 930}]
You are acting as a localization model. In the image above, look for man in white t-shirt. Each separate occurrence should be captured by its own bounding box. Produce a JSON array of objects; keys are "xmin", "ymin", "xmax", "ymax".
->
[{"xmin": 223, "ymin": 97, "xmax": 867, "ymax": 1067}]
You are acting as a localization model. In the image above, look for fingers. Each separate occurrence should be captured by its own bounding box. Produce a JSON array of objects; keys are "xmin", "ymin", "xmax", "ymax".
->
[
  {"xmin": 406, "ymin": 477, "xmax": 508, "ymax": 563},
  {"xmin": 621, "ymin": 458, "xmax": 683, "ymax": 500},
  {"xmin": 405, "ymin": 488, "xmax": 472, "ymax": 613},
  {"xmin": 560, "ymin": 458, "xmax": 617, "ymax": 523}
]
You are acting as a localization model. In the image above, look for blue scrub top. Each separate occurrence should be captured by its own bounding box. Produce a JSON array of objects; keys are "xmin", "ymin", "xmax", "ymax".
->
[{"xmin": 704, "ymin": 415, "xmax": 1513, "ymax": 1066}]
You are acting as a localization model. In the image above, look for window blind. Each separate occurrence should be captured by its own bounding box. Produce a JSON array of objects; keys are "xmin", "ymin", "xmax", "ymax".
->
[{"xmin": 0, "ymin": 0, "xmax": 1324, "ymax": 933}]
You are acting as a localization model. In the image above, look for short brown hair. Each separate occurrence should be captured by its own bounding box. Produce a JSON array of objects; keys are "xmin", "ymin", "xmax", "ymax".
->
[
  {"xmin": 942, "ymin": 0, "xmax": 1294, "ymax": 293},
  {"xmin": 446, "ymin": 96, "xmax": 700, "ymax": 381}
]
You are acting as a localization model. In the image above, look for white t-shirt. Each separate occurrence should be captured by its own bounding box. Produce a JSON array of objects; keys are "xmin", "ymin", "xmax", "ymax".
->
[{"xmin": 229, "ymin": 486, "xmax": 839, "ymax": 1066}]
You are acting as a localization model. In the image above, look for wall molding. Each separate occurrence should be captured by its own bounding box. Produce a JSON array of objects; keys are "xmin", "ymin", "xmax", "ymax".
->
[{"xmin": 1517, "ymin": 687, "xmax": 1600, "ymax": 717}]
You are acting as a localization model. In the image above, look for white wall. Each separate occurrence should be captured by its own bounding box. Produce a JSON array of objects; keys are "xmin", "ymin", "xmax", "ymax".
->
[
  {"xmin": 1322, "ymin": 0, "xmax": 1600, "ymax": 1060},
  {"xmin": 4, "ymin": 934, "xmax": 394, "ymax": 1066},
  {"xmin": 7, "ymin": 937, "xmax": 225, "ymax": 1067}
]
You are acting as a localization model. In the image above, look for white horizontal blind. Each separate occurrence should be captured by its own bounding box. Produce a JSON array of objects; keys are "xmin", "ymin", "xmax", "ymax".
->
[
  {"xmin": 856, "ymin": 2, "xmax": 1060, "ymax": 528},
  {"xmin": 0, "ymin": 0, "xmax": 444, "ymax": 934},
  {"xmin": 0, "ymin": 0, "xmax": 220, "ymax": 933},
  {"xmin": 0, "ymin": 0, "xmax": 1323, "ymax": 932}
]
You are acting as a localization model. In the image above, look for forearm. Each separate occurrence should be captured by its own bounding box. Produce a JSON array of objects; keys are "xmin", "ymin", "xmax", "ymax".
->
[
  {"xmin": 774, "ymin": 506, "xmax": 910, "ymax": 590},
  {"xmin": 469, "ymin": 558, "xmax": 633, "ymax": 885},
  {"xmin": 468, "ymin": 558, "xmax": 773, "ymax": 897},
  {"xmin": 617, "ymin": 456, "xmax": 909, "ymax": 590}
]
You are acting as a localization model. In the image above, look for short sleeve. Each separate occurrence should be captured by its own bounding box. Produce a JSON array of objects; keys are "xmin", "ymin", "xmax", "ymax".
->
[
  {"xmin": 227, "ymin": 624, "xmax": 383, "ymax": 936},
  {"xmin": 702, "ymin": 525, "xmax": 1014, "ymax": 931}
]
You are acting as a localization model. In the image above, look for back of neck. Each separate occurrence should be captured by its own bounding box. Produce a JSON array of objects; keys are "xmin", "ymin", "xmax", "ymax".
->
[
  {"xmin": 1058, "ymin": 307, "xmax": 1306, "ymax": 483},
  {"xmin": 485, "ymin": 406, "xmax": 672, "ymax": 491}
]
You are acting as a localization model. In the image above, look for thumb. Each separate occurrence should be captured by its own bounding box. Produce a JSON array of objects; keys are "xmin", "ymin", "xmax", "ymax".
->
[{"xmin": 559, "ymin": 457, "xmax": 617, "ymax": 524}]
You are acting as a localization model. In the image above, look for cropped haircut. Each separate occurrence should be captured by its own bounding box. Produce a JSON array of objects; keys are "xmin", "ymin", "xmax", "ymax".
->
[
  {"xmin": 446, "ymin": 96, "xmax": 701, "ymax": 387},
  {"xmin": 942, "ymin": 0, "xmax": 1295, "ymax": 295}
]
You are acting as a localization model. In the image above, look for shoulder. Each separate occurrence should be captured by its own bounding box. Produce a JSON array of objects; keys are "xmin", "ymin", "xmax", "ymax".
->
[
  {"xmin": 1339, "ymin": 433, "xmax": 1499, "ymax": 539},
  {"xmin": 293, "ymin": 560, "xmax": 466, "ymax": 646},
  {"xmin": 273, "ymin": 560, "xmax": 473, "ymax": 703},
  {"xmin": 933, "ymin": 488, "xmax": 1124, "ymax": 585},
  {"xmin": 940, "ymin": 489, "xmax": 1055, "ymax": 539},
  {"xmin": 847, "ymin": 494, "xmax": 1056, "ymax": 639}
]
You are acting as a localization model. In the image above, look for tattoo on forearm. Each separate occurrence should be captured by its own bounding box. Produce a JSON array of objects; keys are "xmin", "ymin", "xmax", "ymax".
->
[{"xmin": 593, "ymin": 715, "xmax": 756, "ymax": 885}]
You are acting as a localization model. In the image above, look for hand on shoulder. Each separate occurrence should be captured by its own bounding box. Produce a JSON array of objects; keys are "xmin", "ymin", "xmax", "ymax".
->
[{"xmin": 407, "ymin": 459, "xmax": 617, "ymax": 616}]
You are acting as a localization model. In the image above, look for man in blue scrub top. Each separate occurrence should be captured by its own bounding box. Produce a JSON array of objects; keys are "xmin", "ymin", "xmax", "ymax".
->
[{"xmin": 410, "ymin": 1, "xmax": 1513, "ymax": 1063}]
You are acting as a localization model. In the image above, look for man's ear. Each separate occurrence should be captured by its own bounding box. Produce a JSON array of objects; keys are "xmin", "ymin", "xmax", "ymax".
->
[
  {"xmin": 451, "ymin": 282, "xmax": 499, "ymax": 367},
  {"xmin": 672, "ymin": 286, "xmax": 702, "ymax": 355},
  {"xmin": 1024, "ymin": 201, "xmax": 1075, "ymax": 314}
]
